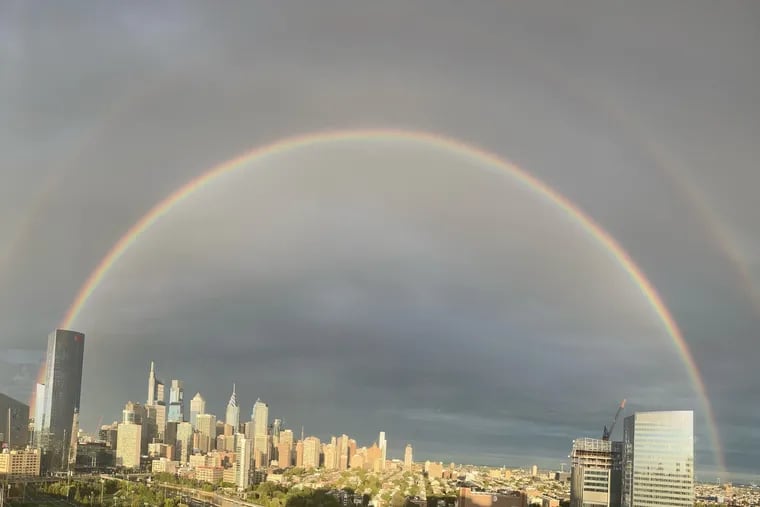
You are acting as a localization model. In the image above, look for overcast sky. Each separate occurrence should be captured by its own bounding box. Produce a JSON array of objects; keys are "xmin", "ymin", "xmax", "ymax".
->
[{"xmin": 1, "ymin": 0, "xmax": 758, "ymax": 481}]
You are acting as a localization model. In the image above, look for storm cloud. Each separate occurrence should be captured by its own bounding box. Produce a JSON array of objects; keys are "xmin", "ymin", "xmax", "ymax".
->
[{"xmin": 1, "ymin": 0, "xmax": 758, "ymax": 481}]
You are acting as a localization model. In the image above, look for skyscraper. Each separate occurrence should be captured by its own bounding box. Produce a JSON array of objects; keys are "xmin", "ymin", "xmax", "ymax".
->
[
  {"xmin": 621, "ymin": 411, "xmax": 694, "ymax": 507},
  {"xmin": 303, "ymin": 436, "xmax": 320, "ymax": 468},
  {"xmin": 175, "ymin": 422, "xmax": 193, "ymax": 463},
  {"xmin": 236, "ymin": 435, "xmax": 253, "ymax": 489},
  {"xmin": 38, "ymin": 329, "xmax": 85, "ymax": 471},
  {"xmin": 225, "ymin": 384, "xmax": 239, "ymax": 432},
  {"xmin": 147, "ymin": 362, "xmax": 157, "ymax": 405},
  {"xmin": 252, "ymin": 399, "xmax": 269, "ymax": 467},
  {"xmin": 404, "ymin": 444, "xmax": 413, "ymax": 471},
  {"xmin": 378, "ymin": 431, "xmax": 387, "ymax": 471},
  {"xmin": 167, "ymin": 380, "xmax": 184, "ymax": 423},
  {"xmin": 337, "ymin": 434, "xmax": 349, "ymax": 470},
  {"xmin": 196, "ymin": 413, "xmax": 217, "ymax": 454},
  {"xmin": 145, "ymin": 362, "xmax": 166, "ymax": 441},
  {"xmin": 190, "ymin": 393, "xmax": 205, "ymax": 429}
]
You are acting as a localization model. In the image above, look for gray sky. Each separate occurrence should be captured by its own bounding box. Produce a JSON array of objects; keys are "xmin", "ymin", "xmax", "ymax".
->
[{"xmin": 1, "ymin": 0, "xmax": 759, "ymax": 481}]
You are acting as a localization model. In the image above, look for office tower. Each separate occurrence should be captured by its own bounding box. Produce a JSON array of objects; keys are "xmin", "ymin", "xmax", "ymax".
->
[
  {"xmin": 145, "ymin": 362, "xmax": 166, "ymax": 442},
  {"xmin": 622, "ymin": 411, "xmax": 694, "ymax": 507},
  {"xmin": 167, "ymin": 380, "xmax": 184, "ymax": 423},
  {"xmin": 68, "ymin": 409, "xmax": 79, "ymax": 467},
  {"xmin": 190, "ymin": 393, "xmax": 205, "ymax": 429},
  {"xmin": 225, "ymin": 385, "xmax": 239, "ymax": 432},
  {"xmin": 175, "ymin": 422, "xmax": 194, "ymax": 463},
  {"xmin": 0, "ymin": 393, "xmax": 29, "ymax": 450},
  {"xmin": 378, "ymin": 431, "xmax": 387, "ymax": 471},
  {"xmin": 295, "ymin": 440, "xmax": 304, "ymax": 467},
  {"xmin": 404, "ymin": 444, "xmax": 413, "ymax": 471},
  {"xmin": 147, "ymin": 362, "xmax": 157, "ymax": 405},
  {"xmin": 38, "ymin": 329, "xmax": 85, "ymax": 471},
  {"xmin": 570, "ymin": 437, "xmax": 621, "ymax": 507},
  {"xmin": 303, "ymin": 437, "xmax": 320, "ymax": 468},
  {"xmin": 280, "ymin": 429, "xmax": 294, "ymax": 449},
  {"xmin": 252, "ymin": 399, "xmax": 269, "ymax": 467},
  {"xmin": 367, "ymin": 443, "xmax": 382, "ymax": 472},
  {"xmin": 348, "ymin": 439, "xmax": 357, "ymax": 466},
  {"xmin": 252, "ymin": 399, "xmax": 268, "ymax": 436},
  {"xmin": 33, "ymin": 383, "xmax": 46, "ymax": 445},
  {"xmin": 236, "ymin": 435, "xmax": 253, "ymax": 489},
  {"xmin": 277, "ymin": 442, "xmax": 291, "ymax": 467},
  {"xmin": 278, "ymin": 429, "xmax": 294, "ymax": 467},
  {"xmin": 336, "ymin": 434, "xmax": 349, "ymax": 470},
  {"xmin": 117, "ymin": 403, "xmax": 145, "ymax": 470},
  {"xmin": 271, "ymin": 418, "xmax": 282, "ymax": 446},
  {"xmin": 244, "ymin": 421, "xmax": 253, "ymax": 440},
  {"xmin": 116, "ymin": 422, "xmax": 141, "ymax": 469},
  {"xmin": 196, "ymin": 414, "xmax": 217, "ymax": 453},
  {"xmin": 323, "ymin": 441, "xmax": 337, "ymax": 470}
]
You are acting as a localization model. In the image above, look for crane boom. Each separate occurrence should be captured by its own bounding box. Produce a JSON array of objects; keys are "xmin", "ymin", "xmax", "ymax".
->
[{"xmin": 602, "ymin": 399, "xmax": 626, "ymax": 441}]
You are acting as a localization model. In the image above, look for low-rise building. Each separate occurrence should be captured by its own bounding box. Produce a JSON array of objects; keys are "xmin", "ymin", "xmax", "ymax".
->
[
  {"xmin": 196, "ymin": 466, "xmax": 224, "ymax": 484},
  {"xmin": 458, "ymin": 487, "xmax": 522, "ymax": 507},
  {"xmin": 152, "ymin": 458, "xmax": 179, "ymax": 474},
  {"xmin": 0, "ymin": 448, "xmax": 41, "ymax": 477}
]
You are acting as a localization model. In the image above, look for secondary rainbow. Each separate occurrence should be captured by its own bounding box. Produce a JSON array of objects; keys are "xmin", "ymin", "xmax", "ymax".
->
[{"xmin": 52, "ymin": 128, "xmax": 725, "ymax": 472}]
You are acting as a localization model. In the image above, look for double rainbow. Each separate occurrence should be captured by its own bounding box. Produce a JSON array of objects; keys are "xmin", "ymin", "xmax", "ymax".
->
[{"xmin": 48, "ymin": 128, "xmax": 723, "ymax": 472}]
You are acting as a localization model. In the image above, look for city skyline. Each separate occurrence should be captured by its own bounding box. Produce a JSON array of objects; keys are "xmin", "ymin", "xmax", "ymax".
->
[{"xmin": 1, "ymin": 0, "xmax": 758, "ymax": 484}]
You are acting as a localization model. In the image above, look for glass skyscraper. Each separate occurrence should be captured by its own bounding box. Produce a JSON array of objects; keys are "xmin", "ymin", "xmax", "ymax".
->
[
  {"xmin": 38, "ymin": 329, "xmax": 85, "ymax": 471},
  {"xmin": 167, "ymin": 379, "xmax": 184, "ymax": 423},
  {"xmin": 622, "ymin": 411, "xmax": 694, "ymax": 507}
]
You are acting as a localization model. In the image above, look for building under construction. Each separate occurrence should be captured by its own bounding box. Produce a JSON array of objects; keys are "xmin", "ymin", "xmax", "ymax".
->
[
  {"xmin": 570, "ymin": 437, "xmax": 622, "ymax": 507},
  {"xmin": 570, "ymin": 400, "xmax": 625, "ymax": 507}
]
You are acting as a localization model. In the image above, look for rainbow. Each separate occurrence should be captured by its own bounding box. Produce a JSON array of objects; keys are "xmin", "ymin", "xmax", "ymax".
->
[{"xmin": 49, "ymin": 128, "xmax": 724, "ymax": 472}]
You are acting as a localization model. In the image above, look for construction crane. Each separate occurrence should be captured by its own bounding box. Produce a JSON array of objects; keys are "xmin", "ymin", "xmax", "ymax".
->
[{"xmin": 602, "ymin": 399, "xmax": 626, "ymax": 441}]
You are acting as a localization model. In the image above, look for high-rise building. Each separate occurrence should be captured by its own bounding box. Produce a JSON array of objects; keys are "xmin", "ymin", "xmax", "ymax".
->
[
  {"xmin": 33, "ymin": 383, "xmax": 46, "ymax": 445},
  {"xmin": 190, "ymin": 393, "xmax": 205, "ymax": 429},
  {"xmin": 323, "ymin": 442, "xmax": 336, "ymax": 470},
  {"xmin": 225, "ymin": 385, "xmax": 239, "ymax": 432},
  {"xmin": 621, "ymin": 411, "xmax": 694, "ymax": 507},
  {"xmin": 145, "ymin": 362, "xmax": 167, "ymax": 441},
  {"xmin": 167, "ymin": 380, "xmax": 184, "ymax": 423},
  {"xmin": 336, "ymin": 434, "xmax": 349, "ymax": 470},
  {"xmin": 236, "ymin": 435, "xmax": 253, "ymax": 489},
  {"xmin": 196, "ymin": 414, "xmax": 217, "ymax": 454},
  {"xmin": 252, "ymin": 399, "xmax": 268, "ymax": 436},
  {"xmin": 271, "ymin": 418, "xmax": 282, "ymax": 446},
  {"xmin": 280, "ymin": 429, "xmax": 294, "ymax": 449},
  {"xmin": 0, "ymin": 393, "xmax": 29, "ymax": 450},
  {"xmin": 38, "ymin": 329, "xmax": 85, "ymax": 471},
  {"xmin": 175, "ymin": 422, "xmax": 194, "ymax": 463},
  {"xmin": 378, "ymin": 431, "xmax": 387, "ymax": 471},
  {"xmin": 404, "ymin": 444, "xmax": 413, "ymax": 471},
  {"xmin": 348, "ymin": 439, "xmax": 357, "ymax": 466},
  {"xmin": 570, "ymin": 437, "xmax": 621, "ymax": 507},
  {"xmin": 147, "ymin": 362, "xmax": 157, "ymax": 405},
  {"xmin": 303, "ymin": 437, "xmax": 320, "ymax": 468},
  {"xmin": 295, "ymin": 440, "xmax": 304, "ymax": 468},
  {"xmin": 116, "ymin": 422, "xmax": 142, "ymax": 469},
  {"xmin": 252, "ymin": 399, "xmax": 268, "ymax": 467}
]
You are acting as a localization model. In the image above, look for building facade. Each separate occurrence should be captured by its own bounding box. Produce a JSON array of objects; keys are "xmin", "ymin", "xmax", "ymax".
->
[
  {"xmin": 225, "ymin": 385, "xmax": 239, "ymax": 432},
  {"xmin": 622, "ymin": 411, "xmax": 694, "ymax": 507},
  {"xmin": 0, "ymin": 448, "xmax": 41, "ymax": 477},
  {"xmin": 116, "ymin": 423, "xmax": 142, "ymax": 469},
  {"xmin": 167, "ymin": 380, "xmax": 184, "ymax": 423},
  {"xmin": 38, "ymin": 329, "xmax": 85, "ymax": 471},
  {"xmin": 404, "ymin": 444, "xmax": 413, "ymax": 471},
  {"xmin": 570, "ymin": 437, "xmax": 620, "ymax": 507},
  {"xmin": 0, "ymin": 393, "xmax": 29, "ymax": 450}
]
